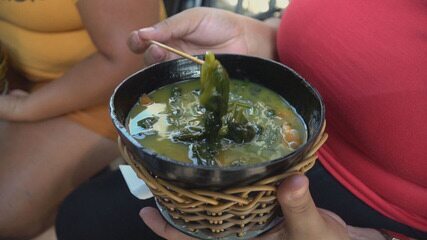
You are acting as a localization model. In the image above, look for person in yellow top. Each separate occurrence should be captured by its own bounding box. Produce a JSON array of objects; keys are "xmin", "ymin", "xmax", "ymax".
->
[{"xmin": 0, "ymin": 0, "xmax": 163, "ymax": 239}]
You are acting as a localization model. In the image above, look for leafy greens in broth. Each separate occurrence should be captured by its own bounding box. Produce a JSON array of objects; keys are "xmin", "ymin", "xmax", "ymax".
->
[{"xmin": 127, "ymin": 53, "xmax": 307, "ymax": 167}]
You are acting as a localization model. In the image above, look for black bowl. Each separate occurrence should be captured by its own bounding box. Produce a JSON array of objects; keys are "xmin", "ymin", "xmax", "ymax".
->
[{"xmin": 110, "ymin": 54, "xmax": 325, "ymax": 189}]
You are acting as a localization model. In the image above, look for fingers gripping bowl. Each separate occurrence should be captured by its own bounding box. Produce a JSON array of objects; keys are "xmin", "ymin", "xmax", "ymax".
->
[{"xmin": 110, "ymin": 54, "xmax": 326, "ymax": 238}]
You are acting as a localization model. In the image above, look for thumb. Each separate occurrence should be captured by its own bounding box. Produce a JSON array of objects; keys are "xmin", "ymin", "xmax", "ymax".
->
[
  {"xmin": 277, "ymin": 174, "xmax": 325, "ymax": 236},
  {"xmin": 140, "ymin": 207, "xmax": 195, "ymax": 240}
]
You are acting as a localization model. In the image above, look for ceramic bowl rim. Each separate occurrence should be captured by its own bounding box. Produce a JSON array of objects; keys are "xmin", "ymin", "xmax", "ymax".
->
[{"xmin": 110, "ymin": 54, "xmax": 325, "ymax": 172}]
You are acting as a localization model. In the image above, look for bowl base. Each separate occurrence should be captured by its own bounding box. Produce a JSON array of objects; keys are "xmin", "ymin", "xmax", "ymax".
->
[{"xmin": 156, "ymin": 198, "xmax": 282, "ymax": 239}]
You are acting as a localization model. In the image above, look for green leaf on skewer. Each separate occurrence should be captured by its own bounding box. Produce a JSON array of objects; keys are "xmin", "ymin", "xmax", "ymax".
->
[{"xmin": 199, "ymin": 52, "xmax": 230, "ymax": 144}]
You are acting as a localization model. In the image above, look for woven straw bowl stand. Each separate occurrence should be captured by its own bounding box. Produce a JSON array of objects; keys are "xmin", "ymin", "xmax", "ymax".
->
[{"xmin": 118, "ymin": 122, "xmax": 327, "ymax": 239}]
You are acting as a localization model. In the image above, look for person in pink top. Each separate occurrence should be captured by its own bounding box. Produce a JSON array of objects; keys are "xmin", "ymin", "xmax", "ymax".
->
[
  {"xmin": 128, "ymin": 1, "xmax": 427, "ymax": 239},
  {"xmin": 55, "ymin": 2, "xmax": 426, "ymax": 239}
]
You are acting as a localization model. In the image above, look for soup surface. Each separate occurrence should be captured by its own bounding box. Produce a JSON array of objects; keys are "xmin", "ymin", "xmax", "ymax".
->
[{"xmin": 127, "ymin": 79, "xmax": 307, "ymax": 167}]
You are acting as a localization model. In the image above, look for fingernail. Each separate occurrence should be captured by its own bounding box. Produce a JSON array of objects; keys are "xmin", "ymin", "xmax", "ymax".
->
[
  {"xmin": 286, "ymin": 175, "xmax": 309, "ymax": 202},
  {"xmin": 138, "ymin": 27, "xmax": 155, "ymax": 34},
  {"xmin": 139, "ymin": 207, "xmax": 149, "ymax": 217},
  {"xmin": 129, "ymin": 31, "xmax": 142, "ymax": 50},
  {"xmin": 139, "ymin": 208, "xmax": 145, "ymax": 215}
]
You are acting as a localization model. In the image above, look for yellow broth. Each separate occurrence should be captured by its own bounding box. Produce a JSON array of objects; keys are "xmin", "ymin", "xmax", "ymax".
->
[{"xmin": 127, "ymin": 79, "xmax": 307, "ymax": 167}]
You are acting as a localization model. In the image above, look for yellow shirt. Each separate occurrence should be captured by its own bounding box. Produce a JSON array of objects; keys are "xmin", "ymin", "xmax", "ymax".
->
[
  {"xmin": 0, "ymin": 0, "xmax": 96, "ymax": 81},
  {"xmin": 0, "ymin": 0, "xmax": 166, "ymax": 139}
]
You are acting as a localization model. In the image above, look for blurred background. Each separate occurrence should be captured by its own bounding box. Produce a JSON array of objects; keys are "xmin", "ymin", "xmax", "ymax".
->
[{"xmin": 164, "ymin": 0, "xmax": 289, "ymax": 19}]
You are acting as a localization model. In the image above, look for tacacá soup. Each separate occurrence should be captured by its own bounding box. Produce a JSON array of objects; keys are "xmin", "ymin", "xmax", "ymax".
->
[{"xmin": 127, "ymin": 53, "xmax": 307, "ymax": 167}]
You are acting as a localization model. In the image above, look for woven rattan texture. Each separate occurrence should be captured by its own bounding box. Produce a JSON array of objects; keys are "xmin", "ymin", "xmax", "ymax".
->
[{"xmin": 119, "ymin": 122, "xmax": 327, "ymax": 238}]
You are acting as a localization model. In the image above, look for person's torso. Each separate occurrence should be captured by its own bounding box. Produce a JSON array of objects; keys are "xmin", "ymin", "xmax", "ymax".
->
[
  {"xmin": 0, "ymin": 0, "xmax": 96, "ymax": 81},
  {"xmin": 277, "ymin": 0, "xmax": 427, "ymax": 231}
]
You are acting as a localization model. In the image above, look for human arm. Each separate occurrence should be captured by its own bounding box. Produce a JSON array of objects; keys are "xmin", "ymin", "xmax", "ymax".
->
[
  {"xmin": 0, "ymin": 0, "xmax": 160, "ymax": 121},
  {"xmin": 127, "ymin": 7, "xmax": 278, "ymax": 66}
]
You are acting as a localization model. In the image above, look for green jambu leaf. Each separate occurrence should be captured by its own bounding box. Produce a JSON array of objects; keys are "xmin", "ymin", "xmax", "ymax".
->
[
  {"xmin": 226, "ymin": 107, "xmax": 256, "ymax": 144},
  {"xmin": 226, "ymin": 122, "xmax": 256, "ymax": 144},
  {"xmin": 190, "ymin": 141, "xmax": 220, "ymax": 166},
  {"xmin": 172, "ymin": 126, "xmax": 206, "ymax": 142},
  {"xmin": 137, "ymin": 116, "xmax": 159, "ymax": 129},
  {"xmin": 199, "ymin": 52, "xmax": 230, "ymax": 143}
]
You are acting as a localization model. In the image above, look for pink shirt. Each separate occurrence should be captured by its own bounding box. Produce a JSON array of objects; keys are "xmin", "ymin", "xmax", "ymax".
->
[{"xmin": 277, "ymin": 0, "xmax": 427, "ymax": 231}]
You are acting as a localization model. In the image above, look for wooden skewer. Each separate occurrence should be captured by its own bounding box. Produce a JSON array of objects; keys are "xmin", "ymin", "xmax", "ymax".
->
[{"xmin": 149, "ymin": 40, "xmax": 205, "ymax": 65}]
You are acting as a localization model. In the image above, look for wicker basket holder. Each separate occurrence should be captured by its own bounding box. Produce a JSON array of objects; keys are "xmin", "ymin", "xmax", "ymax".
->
[{"xmin": 118, "ymin": 122, "xmax": 327, "ymax": 239}]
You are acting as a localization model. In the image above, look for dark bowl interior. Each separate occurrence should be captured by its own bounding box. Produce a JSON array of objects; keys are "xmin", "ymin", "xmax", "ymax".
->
[{"xmin": 110, "ymin": 54, "xmax": 325, "ymax": 188}]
